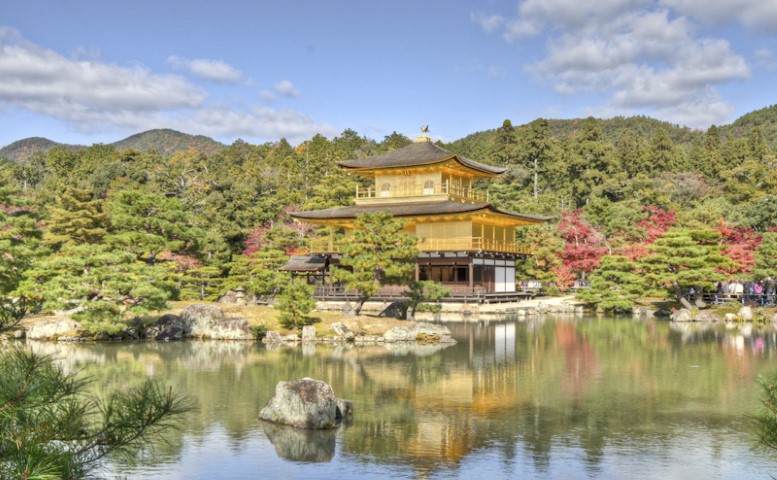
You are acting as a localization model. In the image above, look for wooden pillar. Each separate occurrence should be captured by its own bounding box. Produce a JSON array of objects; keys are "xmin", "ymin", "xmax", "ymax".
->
[
  {"xmin": 468, "ymin": 258, "xmax": 474, "ymax": 291},
  {"xmin": 415, "ymin": 261, "xmax": 420, "ymax": 282}
]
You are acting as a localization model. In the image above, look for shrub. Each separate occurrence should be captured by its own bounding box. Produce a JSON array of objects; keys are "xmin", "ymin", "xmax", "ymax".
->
[{"xmin": 276, "ymin": 282, "xmax": 316, "ymax": 329}]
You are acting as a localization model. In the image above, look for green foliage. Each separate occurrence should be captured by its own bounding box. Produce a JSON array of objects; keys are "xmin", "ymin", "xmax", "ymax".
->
[
  {"xmin": 18, "ymin": 244, "xmax": 169, "ymax": 332},
  {"xmin": 754, "ymin": 232, "xmax": 777, "ymax": 280},
  {"xmin": 640, "ymin": 229, "xmax": 731, "ymax": 301},
  {"xmin": 335, "ymin": 212, "xmax": 418, "ymax": 315},
  {"xmin": 752, "ymin": 369, "xmax": 777, "ymax": 452},
  {"xmin": 106, "ymin": 190, "xmax": 199, "ymax": 265},
  {"xmin": 0, "ymin": 348, "xmax": 191, "ymax": 479},
  {"xmin": 276, "ymin": 282, "xmax": 316, "ymax": 329},
  {"xmin": 0, "ymin": 187, "xmax": 44, "ymax": 295},
  {"xmin": 0, "ymin": 297, "xmax": 31, "ymax": 333},
  {"xmin": 250, "ymin": 323, "xmax": 269, "ymax": 340},
  {"xmin": 406, "ymin": 281, "xmax": 451, "ymax": 318},
  {"xmin": 44, "ymin": 186, "xmax": 108, "ymax": 249},
  {"xmin": 224, "ymin": 250, "xmax": 289, "ymax": 302},
  {"xmin": 577, "ymin": 255, "xmax": 643, "ymax": 311}
]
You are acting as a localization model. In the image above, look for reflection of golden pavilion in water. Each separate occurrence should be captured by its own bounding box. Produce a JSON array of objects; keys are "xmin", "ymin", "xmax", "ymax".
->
[
  {"xmin": 288, "ymin": 129, "xmax": 549, "ymax": 301},
  {"xmin": 342, "ymin": 324, "xmax": 527, "ymax": 469}
]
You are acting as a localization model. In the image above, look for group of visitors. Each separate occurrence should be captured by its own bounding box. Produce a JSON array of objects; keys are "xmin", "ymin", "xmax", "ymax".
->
[{"xmin": 710, "ymin": 278, "xmax": 777, "ymax": 305}]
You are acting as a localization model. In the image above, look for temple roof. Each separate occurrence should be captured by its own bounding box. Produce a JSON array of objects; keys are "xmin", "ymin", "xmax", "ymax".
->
[
  {"xmin": 336, "ymin": 141, "xmax": 505, "ymax": 176},
  {"xmin": 291, "ymin": 200, "xmax": 549, "ymax": 223},
  {"xmin": 278, "ymin": 255, "xmax": 327, "ymax": 272}
]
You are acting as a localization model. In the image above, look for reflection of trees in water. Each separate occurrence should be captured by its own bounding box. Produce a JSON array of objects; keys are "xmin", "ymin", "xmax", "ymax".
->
[{"xmin": 23, "ymin": 318, "xmax": 777, "ymax": 476}]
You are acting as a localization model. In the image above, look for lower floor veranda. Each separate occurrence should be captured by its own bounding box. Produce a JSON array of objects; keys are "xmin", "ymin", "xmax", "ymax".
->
[{"xmin": 281, "ymin": 251, "xmax": 539, "ymax": 303}]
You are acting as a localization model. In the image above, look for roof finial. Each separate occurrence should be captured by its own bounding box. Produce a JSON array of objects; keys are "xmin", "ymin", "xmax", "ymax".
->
[{"xmin": 416, "ymin": 125, "xmax": 431, "ymax": 143}]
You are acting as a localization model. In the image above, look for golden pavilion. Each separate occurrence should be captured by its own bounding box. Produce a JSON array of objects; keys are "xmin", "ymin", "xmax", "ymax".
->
[{"xmin": 287, "ymin": 133, "xmax": 549, "ymax": 301}]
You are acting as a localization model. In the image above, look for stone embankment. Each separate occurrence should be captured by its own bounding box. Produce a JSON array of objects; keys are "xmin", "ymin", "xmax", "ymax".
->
[
  {"xmin": 667, "ymin": 305, "xmax": 777, "ymax": 323},
  {"xmin": 18, "ymin": 304, "xmax": 253, "ymax": 342},
  {"xmin": 262, "ymin": 321, "xmax": 456, "ymax": 346},
  {"xmin": 316, "ymin": 295, "xmax": 585, "ymax": 321}
]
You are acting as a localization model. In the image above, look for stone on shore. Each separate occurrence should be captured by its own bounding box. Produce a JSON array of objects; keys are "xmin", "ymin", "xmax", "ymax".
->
[
  {"xmin": 179, "ymin": 304, "xmax": 252, "ymax": 340},
  {"xmin": 27, "ymin": 318, "xmax": 82, "ymax": 340},
  {"xmin": 259, "ymin": 378, "xmax": 353, "ymax": 430},
  {"xmin": 670, "ymin": 309, "xmax": 693, "ymax": 322},
  {"xmin": 330, "ymin": 322, "xmax": 355, "ymax": 341},
  {"xmin": 383, "ymin": 322, "xmax": 455, "ymax": 344},
  {"xmin": 739, "ymin": 306, "xmax": 753, "ymax": 321},
  {"xmin": 301, "ymin": 325, "xmax": 316, "ymax": 342},
  {"xmin": 263, "ymin": 330, "xmax": 283, "ymax": 344},
  {"xmin": 145, "ymin": 313, "xmax": 186, "ymax": 341}
]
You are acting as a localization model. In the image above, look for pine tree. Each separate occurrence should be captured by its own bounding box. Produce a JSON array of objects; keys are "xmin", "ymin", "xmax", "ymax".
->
[
  {"xmin": 754, "ymin": 232, "xmax": 777, "ymax": 280},
  {"xmin": 640, "ymin": 229, "xmax": 732, "ymax": 302},
  {"xmin": 577, "ymin": 255, "xmax": 644, "ymax": 311},
  {"xmin": 276, "ymin": 282, "xmax": 316, "ymax": 329},
  {"xmin": 44, "ymin": 186, "xmax": 108, "ymax": 249},
  {"xmin": 224, "ymin": 249, "xmax": 289, "ymax": 302},
  {"xmin": 18, "ymin": 244, "xmax": 169, "ymax": 333},
  {"xmin": 0, "ymin": 348, "xmax": 190, "ymax": 479},
  {"xmin": 0, "ymin": 187, "xmax": 44, "ymax": 296},
  {"xmin": 106, "ymin": 190, "xmax": 199, "ymax": 266},
  {"xmin": 522, "ymin": 118, "xmax": 551, "ymax": 198},
  {"xmin": 335, "ymin": 212, "xmax": 418, "ymax": 315}
]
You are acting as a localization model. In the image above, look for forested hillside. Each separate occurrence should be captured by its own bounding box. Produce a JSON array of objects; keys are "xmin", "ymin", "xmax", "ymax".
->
[
  {"xmin": 3, "ymin": 108, "xmax": 777, "ymax": 329},
  {"xmin": 0, "ymin": 129, "xmax": 225, "ymax": 163}
]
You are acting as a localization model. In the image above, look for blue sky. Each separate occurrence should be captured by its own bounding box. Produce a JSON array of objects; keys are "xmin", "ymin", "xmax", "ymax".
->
[{"xmin": 1, "ymin": 0, "xmax": 776, "ymax": 148}]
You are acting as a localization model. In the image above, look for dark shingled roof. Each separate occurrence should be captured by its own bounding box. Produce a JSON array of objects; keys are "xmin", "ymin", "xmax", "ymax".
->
[
  {"xmin": 291, "ymin": 200, "xmax": 550, "ymax": 223},
  {"xmin": 337, "ymin": 141, "xmax": 505, "ymax": 175},
  {"xmin": 279, "ymin": 255, "xmax": 327, "ymax": 272}
]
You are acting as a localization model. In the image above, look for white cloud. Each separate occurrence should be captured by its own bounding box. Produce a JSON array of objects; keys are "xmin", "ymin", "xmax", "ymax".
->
[
  {"xmin": 475, "ymin": 2, "xmax": 752, "ymax": 128},
  {"xmin": 755, "ymin": 48, "xmax": 777, "ymax": 69},
  {"xmin": 274, "ymin": 80, "xmax": 300, "ymax": 98},
  {"xmin": 660, "ymin": 0, "xmax": 777, "ymax": 33},
  {"xmin": 259, "ymin": 89, "xmax": 276, "ymax": 102},
  {"xmin": 167, "ymin": 55, "xmax": 245, "ymax": 83},
  {"xmin": 470, "ymin": 12, "xmax": 505, "ymax": 33},
  {"xmin": 0, "ymin": 28, "xmax": 333, "ymax": 143}
]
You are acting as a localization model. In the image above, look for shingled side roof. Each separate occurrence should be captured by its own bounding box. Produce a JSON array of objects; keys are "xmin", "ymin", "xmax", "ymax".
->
[
  {"xmin": 336, "ymin": 141, "xmax": 505, "ymax": 175},
  {"xmin": 291, "ymin": 200, "xmax": 550, "ymax": 223}
]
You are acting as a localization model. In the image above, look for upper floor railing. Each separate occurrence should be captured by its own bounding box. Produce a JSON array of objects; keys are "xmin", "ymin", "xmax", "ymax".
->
[
  {"xmin": 307, "ymin": 236, "xmax": 531, "ymax": 255},
  {"xmin": 356, "ymin": 182, "xmax": 489, "ymax": 203}
]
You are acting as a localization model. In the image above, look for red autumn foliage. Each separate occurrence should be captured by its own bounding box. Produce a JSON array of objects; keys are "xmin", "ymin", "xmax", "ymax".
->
[
  {"xmin": 243, "ymin": 223, "xmax": 271, "ymax": 256},
  {"xmin": 557, "ymin": 210, "xmax": 608, "ymax": 279},
  {"xmin": 636, "ymin": 206, "xmax": 676, "ymax": 244},
  {"xmin": 551, "ymin": 264, "xmax": 577, "ymax": 291},
  {"xmin": 716, "ymin": 221, "xmax": 762, "ymax": 276}
]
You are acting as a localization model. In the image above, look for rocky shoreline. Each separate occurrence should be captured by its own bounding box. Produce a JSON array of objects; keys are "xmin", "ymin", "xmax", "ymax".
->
[{"xmin": 2, "ymin": 303, "xmax": 457, "ymax": 346}]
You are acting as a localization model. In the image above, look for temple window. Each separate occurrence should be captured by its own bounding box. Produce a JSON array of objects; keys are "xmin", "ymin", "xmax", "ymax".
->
[{"xmin": 423, "ymin": 180, "xmax": 435, "ymax": 195}]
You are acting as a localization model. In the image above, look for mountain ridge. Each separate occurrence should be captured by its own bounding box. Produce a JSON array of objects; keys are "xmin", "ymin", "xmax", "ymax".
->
[
  {"xmin": 0, "ymin": 129, "xmax": 226, "ymax": 163},
  {"xmin": 3, "ymin": 106, "xmax": 777, "ymax": 163}
]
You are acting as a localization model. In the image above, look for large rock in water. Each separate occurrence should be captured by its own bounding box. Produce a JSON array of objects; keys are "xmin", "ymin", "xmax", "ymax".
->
[
  {"xmin": 259, "ymin": 378, "xmax": 353, "ymax": 430},
  {"xmin": 179, "ymin": 304, "xmax": 252, "ymax": 340}
]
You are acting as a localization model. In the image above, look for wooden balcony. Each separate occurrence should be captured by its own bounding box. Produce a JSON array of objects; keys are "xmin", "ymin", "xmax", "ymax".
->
[
  {"xmin": 307, "ymin": 236, "xmax": 531, "ymax": 255},
  {"xmin": 356, "ymin": 182, "xmax": 488, "ymax": 203}
]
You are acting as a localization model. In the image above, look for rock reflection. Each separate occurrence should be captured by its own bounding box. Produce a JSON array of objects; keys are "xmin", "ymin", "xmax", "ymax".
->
[{"xmin": 261, "ymin": 421, "xmax": 336, "ymax": 462}]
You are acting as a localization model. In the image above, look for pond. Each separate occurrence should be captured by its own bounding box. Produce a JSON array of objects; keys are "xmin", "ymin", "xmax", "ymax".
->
[{"xmin": 26, "ymin": 316, "xmax": 777, "ymax": 479}]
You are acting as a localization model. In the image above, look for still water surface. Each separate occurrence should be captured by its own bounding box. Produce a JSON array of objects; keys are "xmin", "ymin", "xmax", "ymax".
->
[{"xmin": 29, "ymin": 317, "xmax": 777, "ymax": 479}]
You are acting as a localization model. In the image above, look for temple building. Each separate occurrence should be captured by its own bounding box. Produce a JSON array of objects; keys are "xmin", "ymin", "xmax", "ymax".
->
[{"xmin": 285, "ymin": 133, "xmax": 549, "ymax": 302}]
